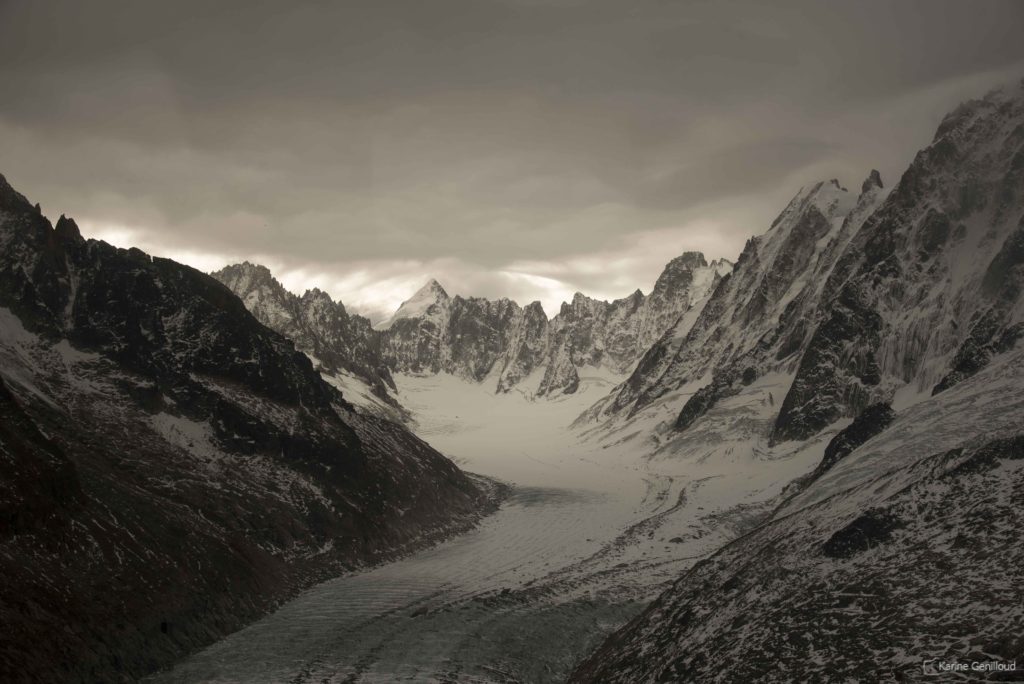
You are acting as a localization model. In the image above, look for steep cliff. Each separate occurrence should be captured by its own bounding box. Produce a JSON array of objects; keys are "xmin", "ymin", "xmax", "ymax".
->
[{"xmin": 0, "ymin": 175, "xmax": 496, "ymax": 682}]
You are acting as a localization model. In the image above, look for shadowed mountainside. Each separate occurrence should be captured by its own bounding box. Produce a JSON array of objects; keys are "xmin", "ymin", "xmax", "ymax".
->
[{"xmin": 0, "ymin": 175, "xmax": 499, "ymax": 682}]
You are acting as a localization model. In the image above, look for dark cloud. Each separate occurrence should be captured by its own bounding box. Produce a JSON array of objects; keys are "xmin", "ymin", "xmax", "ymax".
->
[{"xmin": 1, "ymin": 0, "xmax": 1023, "ymax": 319}]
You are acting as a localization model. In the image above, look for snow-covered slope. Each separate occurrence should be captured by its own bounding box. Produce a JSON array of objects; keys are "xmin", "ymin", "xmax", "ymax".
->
[
  {"xmin": 578, "ymin": 173, "xmax": 886, "ymax": 439},
  {"xmin": 774, "ymin": 81, "xmax": 1024, "ymax": 441},
  {"xmin": 571, "ymin": 79, "xmax": 1024, "ymax": 683},
  {"xmin": 572, "ymin": 348, "xmax": 1024, "ymax": 683},
  {"xmin": 0, "ymin": 176, "xmax": 496, "ymax": 682},
  {"xmin": 376, "ymin": 278, "xmax": 451, "ymax": 330}
]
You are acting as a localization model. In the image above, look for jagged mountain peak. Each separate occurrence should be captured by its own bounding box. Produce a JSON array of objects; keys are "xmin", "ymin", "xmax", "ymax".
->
[
  {"xmin": 213, "ymin": 261, "xmax": 280, "ymax": 291},
  {"xmin": 410, "ymin": 278, "xmax": 450, "ymax": 304},
  {"xmin": 377, "ymin": 278, "xmax": 451, "ymax": 331},
  {"xmin": 301, "ymin": 286, "xmax": 332, "ymax": 301},
  {"xmin": 659, "ymin": 251, "xmax": 708, "ymax": 274},
  {"xmin": 650, "ymin": 251, "xmax": 708, "ymax": 297},
  {"xmin": 932, "ymin": 77, "xmax": 1024, "ymax": 143},
  {"xmin": 54, "ymin": 214, "xmax": 82, "ymax": 241},
  {"xmin": 213, "ymin": 261, "xmax": 400, "ymax": 412},
  {"xmin": 674, "ymin": 250, "xmax": 707, "ymax": 264},
  {"xmin": 770, "ymin": 178, "xmax": 857, "ymax": 236},
  {"xmin": 215, "ymin": 263, "xmax": 353, "ymax": 322},
  {"xmin": 453, "ymin": 293, "xmax": 516, "ymax": 309},
  {"xmin": 299, "ymin": 287, "xmax": 348, "ymax": 315},
  {"xmin": 861, "ymin": 169, "xmax": 884, "ymax": 193},
  {"xmin": 772, "ymin": 79, "xmax": 1024, "ymax": 442},
  {"xmin": 524, "ymin": 300, "xmax": 547, "ymax": 316},
  {"xmin": 0, "ymin": 172, "xmax": 33, "ymax": 213},
  {"xmin": 659, "ymin": 251, "xmax": 707, "ymax": 273},
  {"xmin": 224, "ymin": 260, "xmax": 271, "ymax": 275},
  {"xmin": 569, "ymin": 291, "xmax": 597, "ymax": 306}
]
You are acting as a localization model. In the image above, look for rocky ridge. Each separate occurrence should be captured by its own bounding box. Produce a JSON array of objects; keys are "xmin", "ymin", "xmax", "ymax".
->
[
  {"xmin": 375, "ymin": 252, "xmax": 730, "ymax": 397},
  {"xmin": 218, "ymin": 254, "xmax": 730, "ymax": 400},
  {"xmin": 211, "ymin": 262, "xmax": 406, "ymax": 420},
  {"xmin": 580, "ymin": 172, "xmax": 887, "ymax": 428},
  {"xmin": 570, "ymin": 79, "xmax": 1024, "ymax": 683},
  {"xmin": 773, "ymin": 81, "xmax": 1024, "ymax": 441},
  {"xmin": 0, "ymin": 175, "xmax": 497, "ymax": 682}
]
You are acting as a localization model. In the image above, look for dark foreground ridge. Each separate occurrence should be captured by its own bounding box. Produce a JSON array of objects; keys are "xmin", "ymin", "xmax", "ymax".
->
[{"xmin": 0, "ymin": 174, "xmax": 502, "ymax": 682}]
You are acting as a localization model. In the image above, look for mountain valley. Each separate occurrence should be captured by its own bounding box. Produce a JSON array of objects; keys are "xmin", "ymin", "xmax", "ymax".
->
[{"xmin": 2, "ymin": 78, "xmax": 1023, "ymax": 683}]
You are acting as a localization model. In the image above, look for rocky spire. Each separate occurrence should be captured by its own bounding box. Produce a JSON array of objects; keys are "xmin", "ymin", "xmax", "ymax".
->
[
  {"xmin": 54, "ymin": 215, "xmax": 82, "ymax": 241},
  {"xmin": 861, "ymin": 169, "xmax": 883, "ymax": 194}
]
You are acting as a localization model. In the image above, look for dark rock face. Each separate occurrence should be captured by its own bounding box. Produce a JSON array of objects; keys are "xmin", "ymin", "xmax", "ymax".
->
[
  {"xmin": 495, "ymin": 301, "xmax": 549, "ymax": 393},
  {"xmin": 572, "ymin": 83, "xmax": 1024, "ymax": 684},
  {"xmin": 821, "ymin": 508, "xmax": 902, "ymax": 559},
  {"xmin": 593, "ymin": 173, "xmax": 883, "ymax": 425},
  {"xmin": 773, "ymin": 81, "xmax": 1024, "ymax": 442},
  {"xmin": 933, "ymin": 216, "xmax": 1024, "ymax": 394},
  {"xmin": 673, "ymin": 372, "xmax": 740, "ymax": 432},
  {"xmin": 212, "ymin": 263, "xmax": 398, "ymax": 406},
  {"xmin": 445, "ymin": 296, "xmax": 523, "ymax": 381},
  {"xmin": 812, "ymin": 402, "xmax": 894, "ymax": 479},
  {"xmin": 0, "ymin": 376, "xmax": 83, "ymax": 538},
  {"xmin": 0, "ymin": 174, "xmax": 495, "ymax": 682},
  {"xmin": 861, "ymin": 168, "xmax": 883, "ymax": 194},
  {"xmin": 771, "ymin": 285, "xmax": 885, "ymax": 442}
]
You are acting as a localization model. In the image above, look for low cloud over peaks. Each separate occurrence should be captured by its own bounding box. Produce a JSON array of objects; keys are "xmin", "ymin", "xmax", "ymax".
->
[{"xmin": 2, "ymin": 0, "xmax": 1023, "ymax": 320}]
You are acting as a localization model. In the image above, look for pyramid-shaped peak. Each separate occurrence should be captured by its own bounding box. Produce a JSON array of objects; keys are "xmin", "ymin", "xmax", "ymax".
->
[
  {"xmin": 375, "ymin": 278, "xmax": 450, "ymax": 330},
  {"xmin": 419, "ymin": 278, "xmax": 449, "ymax": 299}
]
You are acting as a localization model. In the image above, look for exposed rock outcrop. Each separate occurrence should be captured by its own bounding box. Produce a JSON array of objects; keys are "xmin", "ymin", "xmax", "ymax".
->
[{"xmin": 0, "ymin": 175, "xmax": 496, "ymax": 682}]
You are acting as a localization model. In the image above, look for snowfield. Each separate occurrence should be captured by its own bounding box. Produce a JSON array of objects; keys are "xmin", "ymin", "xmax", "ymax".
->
[{"xmin": 156, "ymin": 363, "xmax": 834, "ymax": 683}]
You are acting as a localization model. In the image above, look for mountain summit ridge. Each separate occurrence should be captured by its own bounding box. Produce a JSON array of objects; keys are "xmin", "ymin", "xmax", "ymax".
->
[
  {"xmin": 217, "ymin": 252, "xmax": 732, "ymax": 401},
  {"xmin": 570, "ymin": 77, "xmax": 1024, "ymax": 684},
  {"xmin": 0, "ymin": 180, "xmax": 495, "ymax": 681}
]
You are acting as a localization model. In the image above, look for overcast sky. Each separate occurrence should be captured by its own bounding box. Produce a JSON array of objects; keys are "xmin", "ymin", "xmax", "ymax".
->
[{"xmin": 2, "ymin": 0, "xmax": 1023, "ymax": 321}]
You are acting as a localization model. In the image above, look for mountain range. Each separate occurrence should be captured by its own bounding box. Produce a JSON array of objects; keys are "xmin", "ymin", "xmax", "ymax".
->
[
  {"xmin": 213, "ymin": 253, "xmax": 731, "ymax": 407},
  {"xmin": 571, "ymin": 79, "xmax": 1024, "ymax": 682},
  {"xmin": 207, "ymin": 83, "xmax": 1024, "ymax": 681},
  {"xmin": 2, "ymin": 77, "xmax": 1023, "ymax": 683}
]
